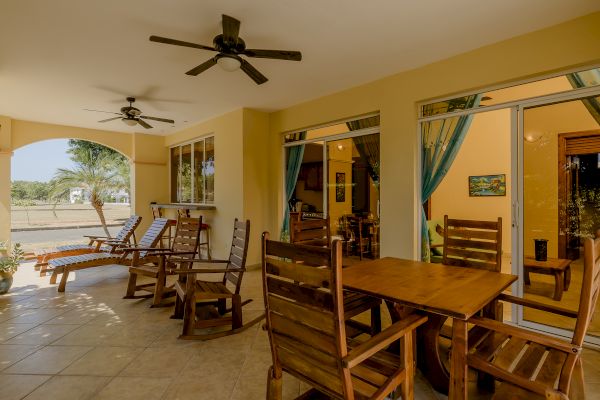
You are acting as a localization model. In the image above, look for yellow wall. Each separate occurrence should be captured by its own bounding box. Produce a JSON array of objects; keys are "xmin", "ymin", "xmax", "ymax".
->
[
  {"xmin": 267, "ymin": 12, "xmax": 600, "ymax": 260},
  {"xmin": 523, "ymin": 98, "xmax": 599, "ymax": 258},
  {"xmin": 431, "ymin": 109, "xmax": 512, "ymax": 254},
  {"xmin": 242, "ymin": 109, "xmax": 271, "ymax": 264},
  {"xmin": 164, "ymin": 109, "xmax": 245, "ymax": 262}
]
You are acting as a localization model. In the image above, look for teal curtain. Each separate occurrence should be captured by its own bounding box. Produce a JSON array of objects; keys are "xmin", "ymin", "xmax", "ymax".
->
[
  {"xmin": 281, "ymin": 132, "xmax": 307, "ymax": 240},
  {"xmin": 421, "ymin": 94, "xmax": 482, "ymax": 261},
  {"xmin": 567, "ymin": 69, "xmax": 600, "ymax": 125}
]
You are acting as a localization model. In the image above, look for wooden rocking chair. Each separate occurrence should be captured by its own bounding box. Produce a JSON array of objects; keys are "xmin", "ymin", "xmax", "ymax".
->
[
  {"xmin": 124, "ymin": 216, "xmax": 202, "ymax": 307},
  {"xmin": 262, "ymin": 233, "xmax": 428, "ymax": 399},
  {"xmin": 47, "ymin": 218, "xmax": 170, "ymax": 292},
  {"xmin": 35, "ymin": 215, "xmax": 142, "ymax": 275},
  {"xmin": 169, "ymin": 219, "xmax": 263, "ymax": 340}
]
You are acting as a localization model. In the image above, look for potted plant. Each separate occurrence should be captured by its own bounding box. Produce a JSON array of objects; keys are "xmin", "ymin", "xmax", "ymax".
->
[{"xmin": 0, "ymin": 242, "xmax": 24, "ymax": 295}]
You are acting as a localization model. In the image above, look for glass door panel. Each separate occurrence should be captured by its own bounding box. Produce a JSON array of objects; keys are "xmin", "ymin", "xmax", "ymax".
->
[
  {"xmin": 521, "ymin": 95, "xmax": 600, "ymax": 339},
  {"xmin": 180, "ymin": 144, "xmax": 192, "ymax": 203}
]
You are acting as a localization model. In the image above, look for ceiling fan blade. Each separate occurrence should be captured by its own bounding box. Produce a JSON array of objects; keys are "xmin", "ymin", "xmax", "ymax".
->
[
  {"xmin": 222, "ymin": 14, "xmax": 240, "ymax": 45},
  {"xmin": 240, "ymin": 59, "xmax": 268, "ymax": 85},
  {"xmin": 149, "ymin": 35, "xmax": 215, "ymax": 51},
  {"xmin": 98, "ymin": 116, "xmax": 122, "ymax": 123},
  {"xmin": 140, "ymin": 115, "xmax": 175, "ymax": 124},
  {"xmin": 84, "ymin": 109, "xmax": 122, "ymax": 115},
  {"xmin": 243, "ymin": 49, "xmax": 302, "ymax": 61},
  {"xmin": 137, "ymin": 119, "xmax": 153, "ymax": 129},
  {"xmin": 186, "ymin": 57, "xmax": 217, "ymax": 76}
]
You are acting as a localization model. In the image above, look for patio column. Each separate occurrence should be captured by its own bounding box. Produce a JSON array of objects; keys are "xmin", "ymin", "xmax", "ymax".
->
[
  {"xmin": 0, "ymin": 117, "xmax": 12, "ymax": 246},
  {"xmin": 131, "ymin": 133, "xmax": 169, "ymax": 233}
]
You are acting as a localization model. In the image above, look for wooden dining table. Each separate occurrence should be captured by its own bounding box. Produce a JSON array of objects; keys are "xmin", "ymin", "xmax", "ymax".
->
[{"xmin": 343, "ymin": 257, "xmax": 517, "ymax": 400}]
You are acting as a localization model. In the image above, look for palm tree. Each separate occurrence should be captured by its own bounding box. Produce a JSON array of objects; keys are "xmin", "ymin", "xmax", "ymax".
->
[{"xmin": 50, "ymin": 150, "xmax": 126, "ymax": 237}]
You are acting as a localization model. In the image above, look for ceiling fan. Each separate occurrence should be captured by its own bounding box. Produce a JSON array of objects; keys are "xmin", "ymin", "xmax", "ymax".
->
[
  {"xmin": 84, "ymin": 97, "xmax": 175, "ymax": 129},
  {"xmin": 149, "ymin": 14, "xmax": 302, "ymax": 85}
]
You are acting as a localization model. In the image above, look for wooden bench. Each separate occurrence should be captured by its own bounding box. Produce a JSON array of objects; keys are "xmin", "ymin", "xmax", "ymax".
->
[{"xmin": 523, "ymin": 257, "xmax": 572, "ymax": 301}]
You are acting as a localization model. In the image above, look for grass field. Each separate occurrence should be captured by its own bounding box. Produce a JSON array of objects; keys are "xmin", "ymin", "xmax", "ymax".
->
[{"xmin": 11, "ymin": 203, "xmax": 131, "ymax": 229}]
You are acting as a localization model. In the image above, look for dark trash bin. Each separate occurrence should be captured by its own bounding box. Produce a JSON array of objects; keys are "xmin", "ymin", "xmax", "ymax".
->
[{"xmin": 534, "ymin": 239, "xmax": 548, "ymax": 261}]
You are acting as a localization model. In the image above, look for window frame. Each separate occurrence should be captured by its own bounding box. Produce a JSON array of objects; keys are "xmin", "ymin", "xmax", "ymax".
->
[{"xmin": 169, "ymin": 135, "xmax": 215, "ymax": 205}]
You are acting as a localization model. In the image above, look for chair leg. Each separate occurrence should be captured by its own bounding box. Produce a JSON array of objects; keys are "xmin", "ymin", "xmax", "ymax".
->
[
  {"xmin": 181, "ymin": 294, "xmax": 196, "ymax": 337},
  {"xmin": 399, "ymin": 332, "xmax": 414, "ymax": 400},
  {"xmin": 371, "ymin": 304, "xmax": 382, "ymax": 335},
  {"xmin": 217, "ymin": 298, "xmax": 227, "ymax": 315},
  {"xmin": 50, "ymin": 269, "xmax": 59, "ymax": 284},
  {"xmin": 151, "ymin": 270, "xmax": 166, "ymax": 307},
  {"xmin": 58, "ymin": 269, "xmax": 69, "ymax": 292},
  {"xmin": 172, "ymin": 293, "xmax": 185, "ymax": 319},
  {"xmin": 124, "ymin": 272, "xmax": 137, "ymax": 298},
  {"xmin": 267, "ymin": 366, "xmax": 283, "ymax": 400},
  {"xmin": 232, "ymin": 295, "xmax": 242, "ymax": 330}
]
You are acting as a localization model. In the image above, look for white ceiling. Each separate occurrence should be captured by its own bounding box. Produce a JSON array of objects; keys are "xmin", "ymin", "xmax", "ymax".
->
[{"xmin": 1, "ymin": 0, "xmax": 599, "ymax": 135}]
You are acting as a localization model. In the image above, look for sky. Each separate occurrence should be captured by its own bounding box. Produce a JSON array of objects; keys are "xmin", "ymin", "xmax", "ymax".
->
[{"xmin": 11, "ymin": 139, "xmax": 76, "ymax": 182}]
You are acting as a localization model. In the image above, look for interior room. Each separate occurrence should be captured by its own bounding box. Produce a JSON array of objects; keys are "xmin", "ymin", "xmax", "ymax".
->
[{"xmin": 1, "ymin": 2, "xmax": 600, "ymax": 399}]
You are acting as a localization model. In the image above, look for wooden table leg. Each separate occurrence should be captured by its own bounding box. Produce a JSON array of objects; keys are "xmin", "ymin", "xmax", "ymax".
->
[
  {"xmin": 416, "ymin": 313, "xmax": 450, "ymax": 394},
  {"xmin": 564, "ymin": 266, "xmax": 571, "ymax": 291},
  {"xmin": 553, "ymin": 271, "xmax": 564, "ymax": 301},
  {"xmin": 523, "ymin": 267, "xmax": 531, "ymax": 285},
  {"xmin": 449, "ymin": 318, "xmax": 468, "ymax": 400}
]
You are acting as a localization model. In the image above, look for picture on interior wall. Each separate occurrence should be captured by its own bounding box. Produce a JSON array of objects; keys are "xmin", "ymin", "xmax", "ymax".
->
[
  {"xmin": 468, "ymin": 174, "xmax": 506, "ymax": 196},
  {"xmin": 336, "ymin": 172, "xmax": 345, "ymax": 202}
]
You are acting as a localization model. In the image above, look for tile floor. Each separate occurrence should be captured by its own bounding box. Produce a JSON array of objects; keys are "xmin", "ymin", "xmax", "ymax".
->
[{"xmin": 0, "ymin": 261, "xmax": 599, "ymax": 400}]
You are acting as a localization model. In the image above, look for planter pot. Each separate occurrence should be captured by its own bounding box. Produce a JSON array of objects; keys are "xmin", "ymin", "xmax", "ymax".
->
[{"xmin": 0, "ymin": 272, "xmax": 13, "ymax": 295}]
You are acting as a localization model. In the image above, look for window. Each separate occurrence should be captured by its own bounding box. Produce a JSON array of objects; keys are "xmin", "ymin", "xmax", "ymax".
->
[{"xmin": 170, "ymin": 136, "xmax": 214, "ymax": 204}]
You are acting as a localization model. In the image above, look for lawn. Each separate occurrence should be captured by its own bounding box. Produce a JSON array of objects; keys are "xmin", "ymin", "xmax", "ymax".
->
[{"xmin": 11, "ymin": 203, "xmax": 131, "ymax": 230}]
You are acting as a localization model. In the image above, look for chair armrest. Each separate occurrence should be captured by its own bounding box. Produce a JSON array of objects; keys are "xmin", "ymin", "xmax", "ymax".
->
[
  {"xmin": 83, "ymin": 235, "xmax": 110, "ymax": 239},
  {"xmin": 468, "ymin": 316, "xmax": 580, "ymax": 355},
  {"xmin": 169, "ymin": 267, "xmax": 244, "ymax": 275},
  {"xmin": 497, "ymin": 294, "xmax": 578, "ymax": 318},
  {"xmin": 343, "ymin": 314, "xmax": 427, "ymax": 369},
  {"xmin": 121, "ymin": 246, "xmax": 168, "ymax": 252},
  {"xmin": 168, "ymin": 258, "xmax": 230, "ymax": 264}
]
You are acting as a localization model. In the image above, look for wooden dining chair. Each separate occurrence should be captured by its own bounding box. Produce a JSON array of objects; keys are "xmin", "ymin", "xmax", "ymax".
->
[
  {"xmin": 291, "ymin": 216, "xmax": 381, "ymax": 335},
  {"xmin": 168, "ymin": 219, "xmax": 263, "ymax": 340},
  {"xmin": 442, "ymin": 215, "xmax": 502, "ymax": 272},
  {"xmin": 463, "ymin": 234, "xmax": 600, "ymax": 399},
  {"xmin": 262, "ymin": 233, "xmax": 428, "ymax": 400},
  {"xmin": 290, "ymin": 216, "xmax": 330, "ymax": 247},
  {"xmin": 123, "ymin": 216, "xmax": 202, "ymax": 307},
  {"xmin": 347, "ymin": 216, "xmax": 373, "ymax": 261}
]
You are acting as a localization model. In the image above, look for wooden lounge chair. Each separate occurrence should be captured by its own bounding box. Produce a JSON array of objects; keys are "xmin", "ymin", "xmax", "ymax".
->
[
  {"xmin": 123, "ymin": 216, "xmax": 202, "ymax": 307},
  {"xmin": 35, "ymin": 215, "xmax": 142, "ymax": 276},
  {"xmin": 262, "ymin": 233, "xmax": 428, "ymax": 399},
  {"xmin": 48, "ymin": 218, "xmax": 170, "ymax": 292},
  {"xmin": 291, "ymin": 217, "xmax": 382, "ymax": 335},
  {"xmin": 169, "ymin": 219, "xmax": 263, "ymax": 339},
  {"xmin": 463, "ymin": 234, "xmax": 600, "ymax": 399}
]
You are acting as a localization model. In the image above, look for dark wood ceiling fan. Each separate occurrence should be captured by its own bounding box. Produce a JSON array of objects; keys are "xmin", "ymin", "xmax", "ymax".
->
[
  {"xmin": 149, "ymin": 14, "xmax": 302, "ymax": 85},
  {"xmin": 84, "ymin": 97, "xmax": 174, "ymax": 129}
]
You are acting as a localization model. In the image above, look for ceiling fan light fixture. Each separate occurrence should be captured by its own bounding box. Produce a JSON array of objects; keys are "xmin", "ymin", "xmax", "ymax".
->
[
  {"xmin": 216, "ymin": 54, "xmax": 241, "ymax": 72},
  {"xmin": 122, "ymin": 117, "xmax": 137, "ymax": 126}
]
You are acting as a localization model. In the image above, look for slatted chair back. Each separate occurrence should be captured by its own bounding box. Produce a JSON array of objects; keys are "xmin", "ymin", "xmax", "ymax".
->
[
  {"xmin": 290, "ymin": 217, "xmax": 331, "ymax": 247},
  {"xmin": 170, "ymin": 217, "xmax": 202, "ymax": 260},
  {"xmin": 137, "ymin": 218, "xmax": 170, "ymax": 258},
  {"xmin": 222, "ymin": 219, "xmax": 250, "ymax": 295},
  {"xmin": 113, "ymin": 215, "xmax": 142, "ymax": 245},
  {"xmin": 262, "ymin": 233, "xmax": 352, "ymax": 398},
  {"xmin": 442, "ymin": 215, "xmax": 502, "ymax": 272},
  {"xmin": 573, "ymin": 235, "xmax": 600, "ymax": 346}
]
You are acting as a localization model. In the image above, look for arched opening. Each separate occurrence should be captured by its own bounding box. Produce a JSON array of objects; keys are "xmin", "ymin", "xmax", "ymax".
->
[{"xmin": 10, "ymin": 138, "xmax": 132, "ymax": 253}]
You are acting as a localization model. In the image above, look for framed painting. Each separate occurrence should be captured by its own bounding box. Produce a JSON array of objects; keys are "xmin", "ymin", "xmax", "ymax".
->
[
  {"xmin": 468, "ymin": 174, "xmax": 506, "ymax": 196},
  {"xmin": 336, "ymin": 172, "xmax": 345, "ymax": 202}
]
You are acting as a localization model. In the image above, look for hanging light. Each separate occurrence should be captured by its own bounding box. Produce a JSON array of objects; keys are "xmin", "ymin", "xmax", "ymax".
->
[
  {"xmin": 216, "ymin": 54, "xmax": 241, "ymax": 72},
  {"xmin": 122, "ymin": 118, "xmax": 137, "ymax": 127}
]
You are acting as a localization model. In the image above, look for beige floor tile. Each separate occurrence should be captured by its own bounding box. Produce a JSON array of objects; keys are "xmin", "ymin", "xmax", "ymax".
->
[
  {"xmin": 93, "ymin": 377, "xmax": 171, "ymax": 400},
  {"xmin": 0, "ymin": 322, "xmax": 37, "ymax": 342},
  {"xmin": 0, "ymin": 344, "xmax": 41, "ymax": 370},
  {"xmin": 119, "ymin": 347, "xmax": 193, "ymax": 378},
  {"xmin": 102, "ymin": 325, "xmax": 165, "ymax": 347},
  {"xmin": 61, "ymin": 346, "xmax": 144, "ymax": 376},
  {"xmin": 4, "ymin": 323, "xmax": 79, "ymax": 345},
  {"xmin": 51, "ymin": 323, "xmax": 123, "ymax": 346},
  {"xmin": 4, "ymin": 345, "xmax": 92, "ymax": 374},
  {"xmin": 24, "ymin": 375, "xmax": 111, "ymax": 400},
  {"xmin": 164, "ymin": 375, "xmax": 237, "ymax": 400},
  {"xmin": 6, "ymin": 308, "xmax": 67, "ymax": 324},
  {"xmin": 45, "ymin": 308, "xmax": 107, "ymax": 324},
  {"xmin": 0, "ymin": 374, "xmax": 51, "ymax": 400},
  {"xmin": 0, "ymin": 308, "xmax": 26, "ymax": 323}
]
